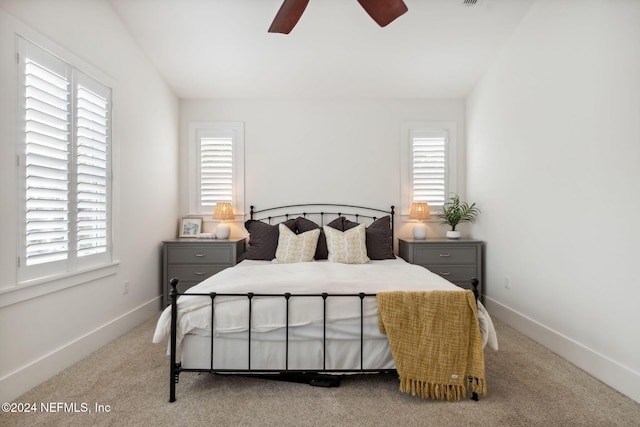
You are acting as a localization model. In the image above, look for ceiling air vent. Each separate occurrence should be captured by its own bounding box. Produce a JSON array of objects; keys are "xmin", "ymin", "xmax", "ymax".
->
[{"xmin": 462, "ymin": 0, "xmax": 482, "ymax": 6}]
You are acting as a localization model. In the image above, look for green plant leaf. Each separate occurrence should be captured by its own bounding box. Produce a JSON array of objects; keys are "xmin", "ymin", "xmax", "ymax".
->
[{"xmin": 436, "ymin": 194, "xmax": 480, "ymax": 230}]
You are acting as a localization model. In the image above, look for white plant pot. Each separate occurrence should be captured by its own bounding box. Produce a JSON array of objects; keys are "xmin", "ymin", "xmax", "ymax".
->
[{"xmin": 446, "ymin": 230, "xmax": 461, "ymax": 239}]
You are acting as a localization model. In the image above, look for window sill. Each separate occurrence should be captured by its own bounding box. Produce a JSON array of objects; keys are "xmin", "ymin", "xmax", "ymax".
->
[
  {"xmin": 203, "ymin": 215, "xmax": 244, "ymax": 223},
  {"xmin": 0, "ymin": 261, "xmax": 120, "ymax": 308},
  {"xmin": 400, "ymin": 215, "xmax": 442, "ymax": 223}
]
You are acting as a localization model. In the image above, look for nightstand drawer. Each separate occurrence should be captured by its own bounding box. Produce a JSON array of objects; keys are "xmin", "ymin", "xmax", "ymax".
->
[
  {"xmin": 423, "ymin": 265, "xmax": 478, "ymax": 283},
  {"xmin": 413, "ymin": 246, "xmax": 477, "ymax": 264},
  {"xmin": 398, "ymin": 238, "xmax": 483, "ymax": 299},
  {"xmin": 163, "ymin": 238, "xmax": 246, "ymax": 307},
  {"xmin": 167, "ymin": 265, "xmax": 226, "ymax": 283},
  {"xmin": 167, "ymin": 245, "xmax": 235, "ymax": 265}
]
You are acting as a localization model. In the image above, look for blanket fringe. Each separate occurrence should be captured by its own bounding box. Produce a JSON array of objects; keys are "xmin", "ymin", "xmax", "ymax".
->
[
  {"xmin": 399, "ymin": 377, "xmax": 487, "ymax": 401},
  {"xmin": 468, "ymin": 376, "xmax": 487, "ymax": 397}
]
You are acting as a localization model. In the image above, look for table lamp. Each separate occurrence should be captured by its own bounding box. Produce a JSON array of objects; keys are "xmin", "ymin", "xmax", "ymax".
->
[
  {"xmin": 213, "ymin": 202, "xmax": 234, "ymax": 239},
  {"xmin": 409, "ymin": 202, "xmax": 430, "ymax": 240}
]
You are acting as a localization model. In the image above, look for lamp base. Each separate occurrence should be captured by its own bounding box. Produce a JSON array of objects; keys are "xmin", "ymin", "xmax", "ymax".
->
[
  {"xmin": 215, "ymin": 224, "xmax": 231, "ymax": 240},
  {"xmin": 412, "ymin": 223, "xmax": 427, "ymax": 240}
]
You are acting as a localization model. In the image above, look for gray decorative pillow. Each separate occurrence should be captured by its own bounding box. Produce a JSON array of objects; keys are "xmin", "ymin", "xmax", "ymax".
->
[{"xmin": 239, "ymin": 218, "xmax": 297, "ymax": 261}]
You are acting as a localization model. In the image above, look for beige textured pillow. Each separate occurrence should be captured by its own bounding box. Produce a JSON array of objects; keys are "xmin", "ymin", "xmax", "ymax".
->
[
  {"xmin": 272, "ymin": 224, "xmax": 320, "ymax": 264},
  {"xmin": 323, "ymin": 223, "xmax": 370, "ymax": 264}
]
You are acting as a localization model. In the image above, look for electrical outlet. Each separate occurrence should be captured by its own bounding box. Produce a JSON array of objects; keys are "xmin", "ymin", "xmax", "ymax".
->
[
  {"xmin": 123, "ymin": 280, "xmax": 129, "ymax": 295},
  {"xmin": 504, "ymin": 276, "xmax": 511, "ymax": 289}
]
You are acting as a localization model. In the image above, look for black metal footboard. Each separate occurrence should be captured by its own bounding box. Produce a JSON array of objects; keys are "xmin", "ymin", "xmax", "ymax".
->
[{"xmin": 168, "ymin": 277, "xmax": 480, "ymax": 402}]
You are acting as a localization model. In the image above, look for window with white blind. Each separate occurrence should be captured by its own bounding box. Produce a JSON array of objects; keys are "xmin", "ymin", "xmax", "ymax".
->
[
  {"xmin": 17, "ymin": 37, "xmax": 112, "ymax": 283},
  {"xmin": 189, "ymin": 122, "xmax": 245, "ymax": 216},
  {"xmin": 199, "ymin": 131, "xmax": 233, "ymax": 206},
  {"xmin": 411, "ymin": 130, "xmax": 447, "ymax": 206},
  {"xmin": 400, "ymin": 122, "xmax": 458, "ymax": 216}
]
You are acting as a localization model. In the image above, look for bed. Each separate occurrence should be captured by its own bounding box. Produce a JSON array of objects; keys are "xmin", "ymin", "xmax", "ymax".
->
[{"xmin": 153, "ymin": 204, "xmax": 497, "ymax": 402}]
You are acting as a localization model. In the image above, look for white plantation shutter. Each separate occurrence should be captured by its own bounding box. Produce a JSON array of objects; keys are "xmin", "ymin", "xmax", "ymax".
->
[
  {"xmin": 411, "ymin": 130, "xmax": 447, "ymax": 206},
  {"xmin": 76, "ymin": 78, "xmax": 110, "ymax": 257},
  {"xmin": 401, "ymin": 123, "xmax": 457, "ymax": 216},
  {"xmin": 23, "ymin": 46, "xmax": 71, "ymax": 267},
  {"xmin": 18, "ymin": 37, "xmax": 112, "ymax": 281},
  {"xmin": 191, "ymin": 123, "xmax": 244, "ymax": 215},
  {"xmin": 189, "ymin": 122, "xmax": 244, "ymax": 218},
  {"xmin": 199, "ymin": 134, "xmax": 233, "ymax": 206}
]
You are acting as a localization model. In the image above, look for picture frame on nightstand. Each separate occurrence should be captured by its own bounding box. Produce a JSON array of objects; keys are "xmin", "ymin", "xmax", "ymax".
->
[{"xmin": 179, "ymin": 217, "xmax": 202, "ymax": 237}]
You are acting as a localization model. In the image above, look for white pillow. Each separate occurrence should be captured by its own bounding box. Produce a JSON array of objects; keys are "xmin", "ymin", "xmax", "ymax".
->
[
  {"xmin": 272, "ymin": 224, "xmax": 320, "ymax": 263},
  {"xmin": 323, "ymin": 223, "xmax": 370, "ymax": 264}
]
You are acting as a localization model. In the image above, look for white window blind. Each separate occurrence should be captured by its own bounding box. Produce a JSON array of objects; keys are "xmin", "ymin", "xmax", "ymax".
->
[
  {"xmin": 76, "ymin": 78, "xmax": 110, "ymax": 257},
  {"xmin": 18, "ymin": 37, "xmax": 112, "ymax": 282},
  {"xmin": 190, "ymin": 122, "xmax": 245, "ymax": 216},
  {"xmin": 199, "ymin": 134, "xmax": 233, "ymax": 207},
  {"xmin": 411, "ymin": 130, "xmax": 448, "ymax": 206},
  {"xmin": 400, "ymin": 122, "xmax": 457, "ymax": 216},
  {"xmin": 23, "ymin": 47, "xmax": 71, "ymax": 266}
]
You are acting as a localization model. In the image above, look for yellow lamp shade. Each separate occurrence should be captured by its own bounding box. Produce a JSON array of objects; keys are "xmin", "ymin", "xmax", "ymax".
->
[
  {"xmin": 409, "ymin": 202, "xmax": 431, "ymax": 220},
  {"xmin": 213, "ymin": 202, "xmax": 235, "ymax": 220}
]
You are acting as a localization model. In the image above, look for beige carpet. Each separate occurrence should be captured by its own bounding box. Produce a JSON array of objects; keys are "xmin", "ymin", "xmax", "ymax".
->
[{"xmin": 2, "ymin": 315, "xmax": 639, "ymax": 427}]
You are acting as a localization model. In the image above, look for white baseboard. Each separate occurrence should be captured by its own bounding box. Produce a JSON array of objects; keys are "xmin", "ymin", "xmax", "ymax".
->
[
  {"xmin": 484, "ymin": 297, "xmax": 640, "ymax": 404},
  {"xmin": 0, "ymin": 297, "xmax": 161, "ymax": 403}
]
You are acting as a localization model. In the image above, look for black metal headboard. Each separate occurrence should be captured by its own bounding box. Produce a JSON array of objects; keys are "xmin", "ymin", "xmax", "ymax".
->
[{"xmin": 249, "ymin": 204, "xmax": 395, "ymax": 237}]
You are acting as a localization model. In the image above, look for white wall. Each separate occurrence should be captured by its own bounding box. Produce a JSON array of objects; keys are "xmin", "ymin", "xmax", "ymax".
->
[
  {"xmin": 180, "ymin": 98, "xmax": 467, "ymax": 239},
  {"xmin": 0, "ymin": 0, "xmax": 179, "ymax": 402},
  {"xmin": 467, "ymin": 0, "xmax": 640, "ymax": 402}
]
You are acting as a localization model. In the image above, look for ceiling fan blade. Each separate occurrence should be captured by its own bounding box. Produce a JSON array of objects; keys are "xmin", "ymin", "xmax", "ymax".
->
[
  {"xmin": 268, "ymin": 0, "xmax": 310, "ymax": 34},
  {"xmin": 357, "ymin": 0, "xmax": 408, "ymax": 27}
]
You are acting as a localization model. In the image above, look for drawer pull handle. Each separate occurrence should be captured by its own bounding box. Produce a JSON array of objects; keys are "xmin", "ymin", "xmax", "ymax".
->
[
  {"xmin": 439, "ymin": 272, "xmax": 451, "ymax": 276},
  {"xmin": 439, "ymin": 254, "xmax": 451, "ymax": 257},
  {"xmin": 194, "ymin": 253, "xmax": 206, "ymax": 257},
  {"xmin": 194, "ymin": 272, "xmax": 206, "ymax": 275}
]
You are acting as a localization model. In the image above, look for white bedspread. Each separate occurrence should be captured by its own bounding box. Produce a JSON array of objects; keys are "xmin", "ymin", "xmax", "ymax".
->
[{"xmin": 153, "ymin": 258, "xmax": 498, "ymax": 353}]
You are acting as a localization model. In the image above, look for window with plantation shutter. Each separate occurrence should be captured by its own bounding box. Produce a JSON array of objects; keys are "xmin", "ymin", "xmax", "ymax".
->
[
  {"xmin": 23, "ymin": 49, "xmax": 71, "ymax": 267},
  {"xmin": 189, "ymin": 122, "xmax": 245, "ymax": 216},
  {"xmin": 400, "ymin": 122, "xmax": 458, "ymax": 216},
  {"xmin": 76, "ymin": 78, "xmax": 110, "ymax": 258},
  {"xmin": 199, "ymin": 133, "xmax": 233, "ymax": 206},
  {"xmin": 17, "ymin": 37, "xmax": 112, "ymax": 283},
  {"xmin": 411, "ymin": 130, "xmax": 447, "ymax": 206}
]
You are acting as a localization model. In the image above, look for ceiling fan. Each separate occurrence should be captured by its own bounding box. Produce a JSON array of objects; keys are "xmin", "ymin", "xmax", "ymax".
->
[{"xmin": 268, "ymin": 0, "xmax": 408, "ymax": 34}]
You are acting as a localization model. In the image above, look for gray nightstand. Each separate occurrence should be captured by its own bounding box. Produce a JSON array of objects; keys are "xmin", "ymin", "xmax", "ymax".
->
[
  {"xmin": 162, "ymin": 238, "xmax": 245, "ymax": 306},
  {"xmin": 398, "ymin": 238, "xmax": 483, "ymax": 296}
]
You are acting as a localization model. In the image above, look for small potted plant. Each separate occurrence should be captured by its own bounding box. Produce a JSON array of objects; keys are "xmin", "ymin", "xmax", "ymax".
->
[{"xmin": 437, "ymin": 194, "xmax": 480, "ymax": 239}]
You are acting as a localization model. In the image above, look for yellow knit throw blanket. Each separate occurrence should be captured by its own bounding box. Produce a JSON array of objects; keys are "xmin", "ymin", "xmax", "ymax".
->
[{"xmin": 377, "ymin": 290, "xmax": 487, "ymax": 401}]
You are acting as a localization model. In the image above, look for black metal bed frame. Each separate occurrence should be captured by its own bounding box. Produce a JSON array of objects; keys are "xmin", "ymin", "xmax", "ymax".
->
[
  {"xmin": 167, "ymin": 204, "xmax": 480, "ymax": 402},
  {"xmin": 249, "ymin": 203, "xmax": 395, "ymax": 234}
]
